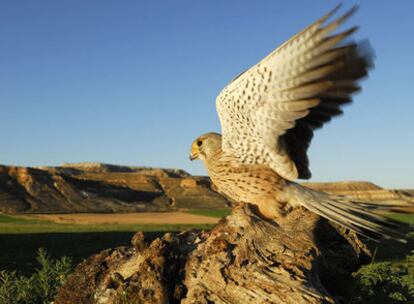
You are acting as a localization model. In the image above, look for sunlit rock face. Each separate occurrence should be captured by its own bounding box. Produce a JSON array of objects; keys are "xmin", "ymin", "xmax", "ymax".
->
[
  {"xmin": 0, "ymin": 163, "xmax": 412, "ymax": 215},
  {"xmin": 0, "ymin": 163, "xmax": 230, "ymax": 214}
]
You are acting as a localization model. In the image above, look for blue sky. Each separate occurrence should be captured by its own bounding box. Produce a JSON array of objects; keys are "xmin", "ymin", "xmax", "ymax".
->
[{"xmin": 0, "ymin": 1, "xmax": 413, "ymax": 188}]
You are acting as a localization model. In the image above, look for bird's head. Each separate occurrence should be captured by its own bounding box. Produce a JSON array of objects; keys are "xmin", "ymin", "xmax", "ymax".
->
[{"xmin": 189, "ymin": 132, "xmax": 222, "ymax": 162}]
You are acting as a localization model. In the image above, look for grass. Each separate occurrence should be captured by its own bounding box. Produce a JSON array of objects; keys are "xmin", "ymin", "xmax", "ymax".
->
[
  {"xmin": 185, "ymin": 209, "xmax": 231, "ymax": 218},
  {"xmin": 0, "ymin": 214, "xmax": 213, "ymax": 274},
  {"xmin": 0, "ymin": 212, "xmax": 413, "ymax": 276},
  {"xmin": 387, "ymin": 213, "xmax": 414, "ymax": 225},
  {"xmin": 0, "ymin": 214, "xmax": 213, "ymax": 234}
]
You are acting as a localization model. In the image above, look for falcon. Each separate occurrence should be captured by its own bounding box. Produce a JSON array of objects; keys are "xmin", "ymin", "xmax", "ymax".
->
[{"xmin": 189, "ymin": 5, "xmax": 406, "ymax": 242}]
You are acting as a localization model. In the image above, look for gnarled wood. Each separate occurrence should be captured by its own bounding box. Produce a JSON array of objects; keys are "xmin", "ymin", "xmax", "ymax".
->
[{"xmin": 54, "ymin": 205, "xmax": 370, "ymax": 304}]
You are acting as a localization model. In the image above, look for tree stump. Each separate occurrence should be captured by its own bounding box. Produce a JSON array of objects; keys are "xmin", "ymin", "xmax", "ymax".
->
[{"xmin": 54, "ymin": 204, "xmax": 371, "ymax": 304}]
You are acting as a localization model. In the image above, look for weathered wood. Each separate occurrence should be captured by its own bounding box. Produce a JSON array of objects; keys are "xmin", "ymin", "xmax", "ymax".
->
[{"xmin": 54, "ymin": 204, "xmax": 370, "ymax": 304}]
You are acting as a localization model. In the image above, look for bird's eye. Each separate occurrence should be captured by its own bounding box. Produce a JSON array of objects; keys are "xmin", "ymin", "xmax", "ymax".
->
[{"xmin": 197, "ymin": 140, "xmax": 203, "ymax": 147}]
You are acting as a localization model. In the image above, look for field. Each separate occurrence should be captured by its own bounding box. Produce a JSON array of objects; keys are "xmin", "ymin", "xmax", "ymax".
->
[
  {"xmin": 0, "ymin": 212, "xmax": 221, "ymax": 274},
  {"xmin": 1, "ymin": 211, "xmax": 414, "ymax": 303},
  {"xmin": 0, "ymin": 210, "xmax": 412, "ymax": 274},
  {"xmin": 28, "ymin": 211, "xmax": 221, "ymax": 225}
]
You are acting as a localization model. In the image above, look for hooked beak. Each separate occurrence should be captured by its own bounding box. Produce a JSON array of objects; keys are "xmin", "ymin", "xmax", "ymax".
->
[
  {"xmin": 190, "ymin": 141, "xmax": 201, "ymax": 161},
  {"xmin": 189, "ymin": 152, "xmax": 198, "ymax": 161}
]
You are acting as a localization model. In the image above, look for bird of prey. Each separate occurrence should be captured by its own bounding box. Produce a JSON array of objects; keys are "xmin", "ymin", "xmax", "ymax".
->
[{"xmin": 189, "ymin": 6, "xmax": 406, "ymax": 242}]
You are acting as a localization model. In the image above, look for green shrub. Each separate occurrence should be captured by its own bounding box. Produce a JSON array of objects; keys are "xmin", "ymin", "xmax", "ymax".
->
[
  {"xmin": 350, "ymin": 251, "xmax": 414, "ymax": 303},
  {"xmin": 0, "ymin": 248, "xmax": 73, "ymax": 304}
]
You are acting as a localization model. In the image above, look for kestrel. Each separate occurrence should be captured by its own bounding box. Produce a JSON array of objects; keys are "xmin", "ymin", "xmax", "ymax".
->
[{"xmin": 190, "ymin": 6, "xmax": 406, "ymax": 242}]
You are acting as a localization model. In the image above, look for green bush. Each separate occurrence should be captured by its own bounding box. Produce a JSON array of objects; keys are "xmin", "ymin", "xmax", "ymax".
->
[
  {"xmin": 350, "ymin": 251, "xmax": 414, "ymax": 303},
  {"xmin": 0, "ymin": 248, "xmax": 73, "ymax": 304}
]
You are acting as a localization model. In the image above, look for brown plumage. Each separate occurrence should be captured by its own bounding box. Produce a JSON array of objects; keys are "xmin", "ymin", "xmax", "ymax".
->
[{"xmin": 189, "ymin": 6, "xmax": 407, "ymax": 242}]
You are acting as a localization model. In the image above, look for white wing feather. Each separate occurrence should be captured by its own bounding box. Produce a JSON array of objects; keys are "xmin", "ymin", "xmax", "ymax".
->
[{"xmin": 216, "ymin": 5, "xmax": 372, "ymax": 180}]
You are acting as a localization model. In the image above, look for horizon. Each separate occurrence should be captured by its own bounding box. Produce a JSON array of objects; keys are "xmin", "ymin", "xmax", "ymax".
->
[
  {"xmin": 1, "ymin": 1, "xmax": 413, "ymax": 188},
  {"xmin": 0, "ymin": 161, "xmax": 410, "ymax": 190}
]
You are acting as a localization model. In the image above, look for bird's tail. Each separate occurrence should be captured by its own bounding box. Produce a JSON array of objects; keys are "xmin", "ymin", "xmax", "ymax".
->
[{"xmin": 285, "ymin": 182, "xmax": 408, "ymax": 243}]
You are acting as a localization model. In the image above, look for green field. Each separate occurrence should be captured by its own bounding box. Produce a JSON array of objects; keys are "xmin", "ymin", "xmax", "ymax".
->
[
  {"xmin": 0, "ymin": 214, "xmax": 213, "ymax": 274},
  {"xmin": 0, "ymin": 214, "xmax": 213, "ymax": 234},
  {"xmin": 185, "ymin": 209, "xmax": 231, "ymax": 218},
  {"xmin": 1, "ymin": 212, "xmax": 414, "ymax": 303},
  {"xmin": 0, "ymin": 212, "xmax": 413, "ymax": 273}
]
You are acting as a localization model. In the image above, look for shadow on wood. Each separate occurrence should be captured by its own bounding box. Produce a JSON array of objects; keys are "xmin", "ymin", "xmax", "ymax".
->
[{"xmin": 54, "ymin": 204, "xmax": 371, "ymax": 303}]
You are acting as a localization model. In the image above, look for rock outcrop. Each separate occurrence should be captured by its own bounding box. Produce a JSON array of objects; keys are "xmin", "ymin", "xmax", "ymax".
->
[
  {"xmin": 54, "ymin": 205, "xmax": 372, "ymax": 304},
  {"xmin": 0, "ymin": 163, "xmax": 229, "ymax": 214}
]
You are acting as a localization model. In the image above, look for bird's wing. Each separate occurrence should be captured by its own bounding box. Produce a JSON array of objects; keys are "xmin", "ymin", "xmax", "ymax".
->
[{"xmin": 216, "ymin": 5, "xmax": 373, "ymax": 180}]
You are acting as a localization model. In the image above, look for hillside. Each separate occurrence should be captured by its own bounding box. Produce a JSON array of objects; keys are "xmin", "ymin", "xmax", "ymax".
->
[
  {"xmin": 0, "ymin": 163, "xmax": 412, "ymax": 214},
  {"xmin": 0, "ymin": 163, "xmax": 229, "ymax": 214},
  {"xmin": 303, "ymin": 181, "xmax": 414, "ymax": 206}
]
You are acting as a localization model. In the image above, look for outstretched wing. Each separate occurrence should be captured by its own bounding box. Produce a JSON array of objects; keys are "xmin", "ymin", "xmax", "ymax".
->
[{"xmin": 216, "ymin": 5, "xmax": 373, "ymax": 180}]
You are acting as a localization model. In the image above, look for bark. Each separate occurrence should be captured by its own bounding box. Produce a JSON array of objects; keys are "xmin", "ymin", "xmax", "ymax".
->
[{"xmin": 54, "ymin": 204, "xmax": 371, "ymax": 304}]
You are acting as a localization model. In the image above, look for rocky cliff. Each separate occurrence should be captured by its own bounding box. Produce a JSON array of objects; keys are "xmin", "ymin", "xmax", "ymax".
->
[
  {"xmin": 303, "ymin": 181, "xmax": 414, "ymax": 207},
  {"xmin": 0, "ymin": 163, "xmax": 229, "ymax": 214},
  {"xmin": 0, "ymin": 163, "xmax": 412, "ymax": 214}
]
